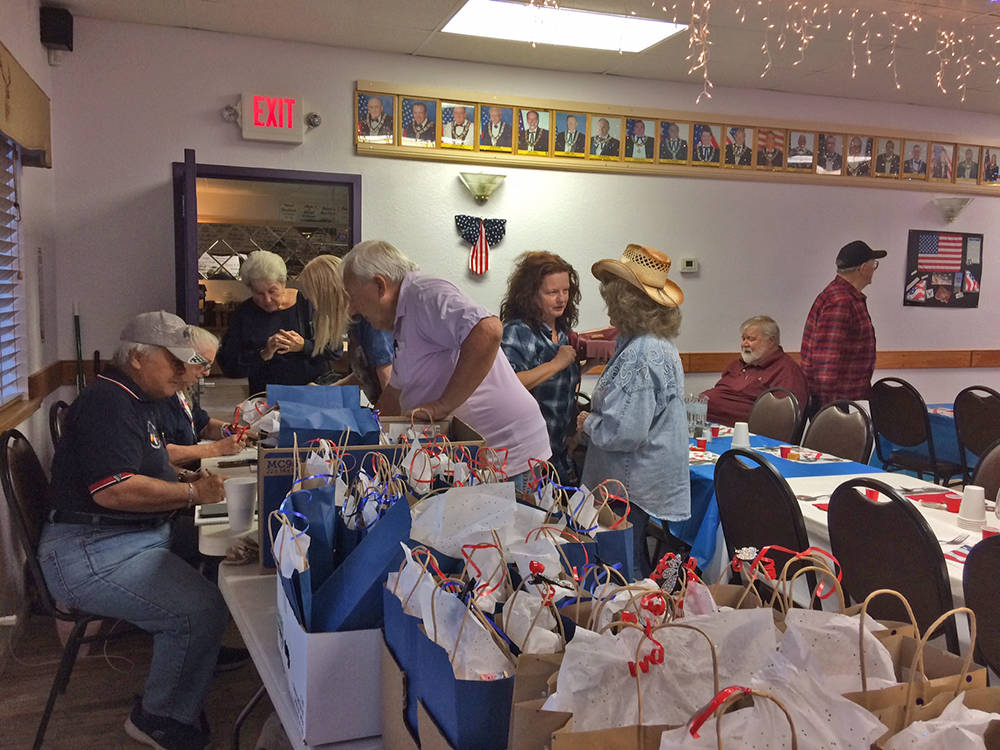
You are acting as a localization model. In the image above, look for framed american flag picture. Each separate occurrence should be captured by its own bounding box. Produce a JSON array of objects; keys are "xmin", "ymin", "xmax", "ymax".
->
[{"xmin": 904, "ymin": 229, "xmax": 983, "ymax": 308}]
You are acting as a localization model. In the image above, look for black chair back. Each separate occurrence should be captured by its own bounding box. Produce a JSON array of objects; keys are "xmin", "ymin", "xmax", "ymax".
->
[
  {"xmin": 971, "ymin": 439, "xmax": 1000, "ymax": 508},
  {"xmin": 48, "ymin": 399, "xmax": 70, "ymax": 448},
  {"xmin": 963, "ymin": 535, "xmax": 1000, "ymax": 675},
  {"xmin": 870, "ymin": 377, "xmax": 931, "ymax": 450},
  {"xmin": 714, "ymin": 448, "xmax": 815, "ymax": 603},
  {"xmin": 0, "ymin": 429, "xmax": 62, "ymax": 621},
  {"xmin": 802, "ymin": 400, "xmax": 873, "ymax": 464},
  {"xmin": 828, "ymin": 477, "xmax": 958, "ymax": 653},
  {"xmin": 954, "ymin": 386, "xmax": 1000, "ymax": 481},
  {"xmin": 747, "ymin": 387, "xmax": 801, "ymax": 444}
]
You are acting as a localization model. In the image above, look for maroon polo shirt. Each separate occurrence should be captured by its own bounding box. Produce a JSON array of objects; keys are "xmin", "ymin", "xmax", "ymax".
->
[{"xmin": 701, "ymin": 347, "xmax": 810, "ymax": 426}]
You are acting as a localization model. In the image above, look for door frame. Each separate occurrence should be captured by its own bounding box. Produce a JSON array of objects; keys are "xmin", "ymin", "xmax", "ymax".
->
[{"xmin": 172, "ymin": 150, "xmax": 362, "ymax": 323}]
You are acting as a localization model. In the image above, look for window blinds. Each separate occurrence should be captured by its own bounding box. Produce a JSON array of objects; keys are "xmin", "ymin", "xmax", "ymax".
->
[{"xmin": 0, "ymin": 139, "xmax": 22, "ymax": 407}]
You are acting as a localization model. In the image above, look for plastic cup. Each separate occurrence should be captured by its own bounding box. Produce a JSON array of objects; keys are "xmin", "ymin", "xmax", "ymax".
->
[
  {"xmin": 696, "ymin": 438, "xmax": 707, "ymax": 450},
  {"xmin": 779, "ymin": 446, "xmax": 792, "ymax": 459},
  {"xmin": 710, "ymin": 425, "xmax": 720, "ymax": 439},
  {"xmin": 945, "ymin": 495, "xmax": 963, "ymax": 514},
  {"xmin": 225, "ymin": 476, "xmax": 258, "ymax": 533},
  {"xmin": 959, "ymin": 484, "xmax": 986, "ymax": 523},
  {"xmin": 983, "ymin": 526, "xmax": 1000, "ymax": 539},
  {"xmin": 864, "ymin": 488, "xmax": 880, "ymax": 502},
  {"xmin": 732, "ymin": 422, "xmax": 750, "ymax": 449}
]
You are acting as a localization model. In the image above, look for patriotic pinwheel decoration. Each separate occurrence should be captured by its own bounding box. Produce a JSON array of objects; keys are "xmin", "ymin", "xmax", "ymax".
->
[{"xmin": 455, "ymin": 215, "xmax": 506, "ymax": 275}]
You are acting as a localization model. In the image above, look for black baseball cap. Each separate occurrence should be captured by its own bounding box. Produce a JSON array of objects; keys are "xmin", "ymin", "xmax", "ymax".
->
[{"xmin": 836, "ymin": 240, "xmax": 887, "ymax": 269}]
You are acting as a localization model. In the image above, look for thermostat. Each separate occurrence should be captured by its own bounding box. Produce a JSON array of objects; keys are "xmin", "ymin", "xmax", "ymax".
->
[{"xmin": 679, "ymin": 257, "xmax": 699, "ymax": 274}]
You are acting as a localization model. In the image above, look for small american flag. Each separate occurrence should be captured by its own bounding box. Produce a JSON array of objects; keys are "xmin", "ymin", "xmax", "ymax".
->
[
  {"xmin": 455, "ymin": 215, "xmax": 506, "ymax": 275},
  {"xmin": 964, "ymin": 270, "xmax": 981, "ymax": 292},
  {"xmin": 906, "ymin": 278, "xmax": 927, "ymax": 302},
  {"xmin": 917, "ymin": 232, "xmax": 964, "ymax": 272}
]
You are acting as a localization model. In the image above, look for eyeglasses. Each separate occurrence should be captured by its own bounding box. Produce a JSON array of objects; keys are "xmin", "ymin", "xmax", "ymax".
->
[{"xmin": 161, "ymin": 348, "xmax": 188, "ymax": 375}]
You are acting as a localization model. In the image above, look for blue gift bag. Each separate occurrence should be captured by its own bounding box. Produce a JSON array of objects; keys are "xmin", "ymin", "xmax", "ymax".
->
[
  {"xmin": 415, "ymin": 619, "xmax": 515, "ymax": 750},
  {"xmin": 268, "ymin": 384, "xmax": 381, "ymax": 447},
  {"xmin": 282, "ymin": 486, "xmax": 337, "ymax": 586},
  {"xmin": 382, "ymin": 586, "xmax": 423, "ymax": 736},
  {"xmin": 306, "ymin": 498, "xmax": 411, "ymax": 632}
]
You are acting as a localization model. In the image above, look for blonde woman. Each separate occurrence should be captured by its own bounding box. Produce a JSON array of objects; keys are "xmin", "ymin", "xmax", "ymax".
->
[
  {"xmin": 297, "ymin": 254, "xmax": 395, "ymax": 402},
  {"xmin": 218, "ymin": 250, "xmax": 338, "ymax": 394},
  {"xmin": 579, "ymin": 244, "xmax": 691, "ymax": 579}
]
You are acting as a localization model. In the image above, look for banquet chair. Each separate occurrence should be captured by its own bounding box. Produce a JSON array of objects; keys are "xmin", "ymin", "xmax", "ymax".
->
[
  {"xmin": 869, "ymin": 377, "xmax": 962, "ymax": 485},
  {"xmin": 954, "ymin": 385, "xmax": 1000, "ymax": 483},
  {"xmin": 48, "ymin": 399, "xmax": 70, "ymax": 448},
  {"xmin": 747, "ymin": 387, "xmax": 802, "ymax": 444},
  {"xmin": 971, "ymin": 439, "xmax": 1000, "ymax": 508},
  {"xmin": 828, "ymin": 476, "xmax": 958, "ymax": 654},
  {"xmin": 0, "ymin": 429, "xmax": 117, "ymax": 750},
  {"xmin": 962, "ymin": 535, "xmax": 1000, "ymax": 677},
  {"xmin": 801, "ymin": 400, "xmax": 873, "ymax": 464},
  {"xmin": 714, "ymin": 448, "xmax": 818, "ymax": 607}
]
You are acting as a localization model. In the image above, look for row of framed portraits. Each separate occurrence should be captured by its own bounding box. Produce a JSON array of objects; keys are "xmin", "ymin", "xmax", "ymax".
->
[{"xmin": 355, "ymin": 90, "xmax": 1000, "ymax": 187}]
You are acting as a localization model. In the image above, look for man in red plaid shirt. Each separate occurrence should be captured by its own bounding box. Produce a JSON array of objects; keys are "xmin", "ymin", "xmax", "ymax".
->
[{"xmin": 801, "ymin": 241, "xmax": 886, "ymax": 414}]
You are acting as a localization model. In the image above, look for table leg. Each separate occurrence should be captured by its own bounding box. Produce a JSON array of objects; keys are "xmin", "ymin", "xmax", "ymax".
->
[{"xmin": 231, "ymin": 683, "xmax": 267, "ymax": 750}]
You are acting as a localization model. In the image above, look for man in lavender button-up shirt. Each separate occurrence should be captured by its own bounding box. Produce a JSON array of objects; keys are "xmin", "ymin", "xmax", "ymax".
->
[{"xmin": 341, "ymin": 241, "xmax": 551, "ymax": 477}]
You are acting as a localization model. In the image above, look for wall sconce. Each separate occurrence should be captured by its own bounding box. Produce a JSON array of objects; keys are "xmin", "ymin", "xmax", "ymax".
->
[
  {"xmin": 934, "ymin": 196, "xmax": 973, "ymax": 223},
  {"xmin": 459, "ymin": 172, "xmax": 505, "ymax": 202}
]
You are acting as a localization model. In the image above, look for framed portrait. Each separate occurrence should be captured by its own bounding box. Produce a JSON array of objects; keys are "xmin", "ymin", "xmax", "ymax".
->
[
  {"xmin": 691, "ymin": 124, "xmax": 721, "ymax": 166},
  {"xmin": 786, "ymin": 131, "xmax": 815, "ymax": 170},
  {"xmin": 589, "ymin": 116, "xmax": 622, "ymax": 160},
  {"xmin": 954, "ymin": 145, "xmax": 981, "ymax": 184},
  {"xmin": 400, "ymin": 98, "xmax": 437, "ymax": 147},
  {"xmin": 755, "ymin": 128, "xmax": 785, "ymax": 170},
  {"xmin": 901, "ymin": 140, "xmax": 929, "ymax": 180},
  {"xmin": 723, "ymin": 126, "xmax": 754, "ymax": 168},
  {"xmin": 845, "ymin": 135, "xmax": 873, "ymax": 177},
  {"xmin": 928, "ymin": 143, "xmax": 955, "ymax": 182},
  {"xmin": 479, "ymin": 105, "xmax": 514, "ymax": 152},
  {"xmin": 981, "ymin": 147, "xmax": 999, "ymax": 185},
  {"xmin": 440, "ymin": 102, "xmax": 476, "ymax": 150},
  {"xmin": 517, "ymin": 108, "xmax": 551, "ymax": 155},
  {"xmin": 874, "ymin": 137, "xmax": 902, "ymax": 178},
  {"xmin": 553, "ymin": 112, "xmax": 587, "ymax": 157},
  {"xmin": 815, "ymin": 134, "xmax": 844, "ymax": 175},
  {"xmin": 659, "ymin": 121, "xmax": 690, "ymax": 163},
  {"xmin": 355, "ymin": 92, "xmax": 395, "ymax": 145},
  {"xmin": 624, "ymin": 118, "xmax": 655, "ymax": 162},
  {"xmin": 904, "ymin": 229, "xmax": 982, "ymax": 308}
]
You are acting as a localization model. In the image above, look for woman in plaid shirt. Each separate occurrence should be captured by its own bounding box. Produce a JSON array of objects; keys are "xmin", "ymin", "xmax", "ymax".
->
[{"xmin": 500, "ymin": 252, "xmax": 583, "ymax": 483}]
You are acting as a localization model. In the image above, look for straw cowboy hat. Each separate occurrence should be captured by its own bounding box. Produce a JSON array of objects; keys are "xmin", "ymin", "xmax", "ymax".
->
[{"xmin": 591, "ymin": 244, "xmax": 684, "ymax": 307}]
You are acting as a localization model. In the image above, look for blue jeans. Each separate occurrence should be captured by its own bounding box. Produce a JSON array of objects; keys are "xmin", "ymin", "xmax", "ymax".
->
[{"xmin": 37, "ymin": 521, "xmax": 228, "ymax": 725}]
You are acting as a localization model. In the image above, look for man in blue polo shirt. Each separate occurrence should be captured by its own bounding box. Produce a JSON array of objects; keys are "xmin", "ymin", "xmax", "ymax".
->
[{"xmin": 38, "ymin": 311, "xmax": 229, "ymax": 750}]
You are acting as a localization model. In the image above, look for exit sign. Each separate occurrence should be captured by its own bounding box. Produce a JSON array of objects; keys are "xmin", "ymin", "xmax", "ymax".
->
[{"xmin": 240, "ymin": 93, "xmax": 303, "ymax": 143}]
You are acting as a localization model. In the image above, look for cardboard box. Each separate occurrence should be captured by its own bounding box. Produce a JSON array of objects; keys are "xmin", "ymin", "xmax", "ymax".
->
[
  {"xmin": 382, "ymin": 638, "xmax": 420, "ymax": 750},
  {"xmin": 275, "ymin": 574, "xmax": 382, "ymax": 745},
  {"xmin": 259, "ymin": 416, "xmax": 484, "ymax": 568}
]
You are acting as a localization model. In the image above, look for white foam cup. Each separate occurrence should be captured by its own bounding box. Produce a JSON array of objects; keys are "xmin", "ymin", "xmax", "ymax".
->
[
  {"xmin": 225, "ymin": 476, "xmax": 258, "ymax": 533},
  {"xmin": 732, "ymin": 421, "xmax": 750, "ymax": 449},
  {"xmin": 959, "ymin": 484, "xmax": 986, "ymax": 524}
]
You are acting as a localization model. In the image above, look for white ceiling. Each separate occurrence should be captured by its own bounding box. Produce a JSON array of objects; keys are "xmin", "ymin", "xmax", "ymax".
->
[{"xmin": 61, "ymin": 0, "xmax": 1000, "ymax": 113}]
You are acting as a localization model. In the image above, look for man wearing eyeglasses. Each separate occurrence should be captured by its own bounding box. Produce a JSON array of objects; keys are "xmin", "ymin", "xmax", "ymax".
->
[
  {"xmin": 38, "ymin": 311, "xmax": 235, "ymax": 749},
  {"xmin": 800, "ymin": 241, "xmax": 886, "ymax": 416}
]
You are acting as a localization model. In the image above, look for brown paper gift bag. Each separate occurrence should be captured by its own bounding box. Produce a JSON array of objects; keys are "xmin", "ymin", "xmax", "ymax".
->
[{"xmin": 658, "ymin": 686, "xmax": 798, "ymax": 749}]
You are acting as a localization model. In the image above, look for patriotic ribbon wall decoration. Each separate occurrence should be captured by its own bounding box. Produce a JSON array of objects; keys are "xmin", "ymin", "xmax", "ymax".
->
[{"xmin": 455, "ymin": 215, "xmax": 506, "ymax": 275}]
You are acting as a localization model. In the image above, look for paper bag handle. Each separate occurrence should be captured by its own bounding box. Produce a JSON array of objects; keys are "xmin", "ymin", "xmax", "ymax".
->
[
  {"xmin": 687, "ymin": 687, "xmax": 797, "ymax": 749},
  {"xmin": 769, "ymin": 563, "xmax": 847, "ymax": 614},
  {"xmin": 854, "ymin": 588, "xmax": 920, "ymax": 693}
]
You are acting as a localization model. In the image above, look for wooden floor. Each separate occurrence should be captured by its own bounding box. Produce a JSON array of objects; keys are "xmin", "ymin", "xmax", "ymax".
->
[{"xmin": 0, "ymin": 613, "xmax": 275, "ymax": 749}]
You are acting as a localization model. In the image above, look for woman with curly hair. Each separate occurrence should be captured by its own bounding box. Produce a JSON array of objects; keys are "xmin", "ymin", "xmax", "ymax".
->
[
  {"xmin": 499, "ymin": 251, "xmax": 582, "ymax": 483},
  {"xmin": 579, "ymin": 244, "xmax": 691, "ymax": 579}
]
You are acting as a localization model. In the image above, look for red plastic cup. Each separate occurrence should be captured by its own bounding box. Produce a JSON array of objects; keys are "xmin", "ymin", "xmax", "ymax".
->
[
  {"xmin": 710, "ymin": 425, "xmax": 720, "ymax": 438},
  {"xmin": 779, "ymin": 446, "xmax": 792, "ymax": 459},
  {"xmin": 696, "ymin": 438, "xmax": 707, "ymax": 450},
  {"xmin": 983, "ymin": 526, "xmax": 999, "ymax": 539},
  {"xmin": 864, "ymin": 488, "xmax": 880, "ymax": 501},
  {"xmin": 945, "ymin": 495, "xmax": 962, "ymax": 514}
]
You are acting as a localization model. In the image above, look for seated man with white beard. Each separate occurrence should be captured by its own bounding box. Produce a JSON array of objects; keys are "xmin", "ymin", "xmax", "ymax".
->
[{"xmin": 700, "ymin": 315, "xmax": 809, "ymax": 426}]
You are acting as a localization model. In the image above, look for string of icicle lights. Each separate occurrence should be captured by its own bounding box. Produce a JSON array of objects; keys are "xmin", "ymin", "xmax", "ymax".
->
[{"xmin": 527, "ymin": 0, "xmax": 1000, "ymax": 104}]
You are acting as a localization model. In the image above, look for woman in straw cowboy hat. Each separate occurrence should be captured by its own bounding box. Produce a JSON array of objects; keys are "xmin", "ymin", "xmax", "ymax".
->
[{"xmin": 578, "ymin": 244, "xmax": 691, "ymax": 579}]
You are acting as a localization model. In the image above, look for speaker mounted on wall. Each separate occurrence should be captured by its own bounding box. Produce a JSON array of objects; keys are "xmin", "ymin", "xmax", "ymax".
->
[{"xmin": 40, "ymin": 6, "xmax": 73, "ymax": 51}]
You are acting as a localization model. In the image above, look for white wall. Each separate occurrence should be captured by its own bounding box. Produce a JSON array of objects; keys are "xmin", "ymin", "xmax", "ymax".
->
[{"xmin": 43, "ymin": 17, "xmax": 999, "ymax": 403}]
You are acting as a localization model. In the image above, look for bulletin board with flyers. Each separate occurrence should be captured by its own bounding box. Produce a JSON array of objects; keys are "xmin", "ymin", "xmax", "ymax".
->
[{"xmin": 904, "ymin": 229, "xmax": 983, "ymax": 308}]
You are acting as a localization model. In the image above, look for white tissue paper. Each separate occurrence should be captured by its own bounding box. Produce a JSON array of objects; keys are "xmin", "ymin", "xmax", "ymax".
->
[
  {"xmin": 274, "ymin": 524, "xmax": 310, "ymax": 578},
  {"xmin": 410, "ymin": 483, "xmax": 515, "ymax": 557},
  {"xmin": 501, "ymin": 592, "xmax": 562, "ymax": 654},
  {"xmin": 884, "ymin": 692, "xmax": 1000, "ymax": 750}
]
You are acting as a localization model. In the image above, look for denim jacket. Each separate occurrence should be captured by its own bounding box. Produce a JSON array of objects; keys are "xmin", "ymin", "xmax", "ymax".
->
[{"xmin": 581, "ymin": 334, "xmax": 691, "ymax": 521}]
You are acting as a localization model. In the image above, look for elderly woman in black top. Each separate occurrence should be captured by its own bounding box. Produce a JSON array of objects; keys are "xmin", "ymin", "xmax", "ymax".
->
[{"xmin": 218, "ymin": 250, "xmax": 337, "ymax": 394}]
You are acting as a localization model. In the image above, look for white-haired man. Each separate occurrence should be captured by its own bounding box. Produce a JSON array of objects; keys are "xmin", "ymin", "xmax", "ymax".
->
[
  {"xmin": 39, "ymin": 311, "xmax": 232, "ymax": 749},
  {"xmin": 700, "ymin": 315, "xmax": 808, "ymax": 426},
  {"xmin": 341, "ymin": 241, "xmax": 551, "ymax": 483}
]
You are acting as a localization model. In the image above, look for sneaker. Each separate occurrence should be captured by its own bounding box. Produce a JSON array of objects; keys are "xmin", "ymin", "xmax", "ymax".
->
[
  {"xmin": 215, "ymin": 645, "xmax": 250, "ymax": 673},
  {"xmin": 124, "ymin": 697, "xmax": 210, "ymax": 750}
]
